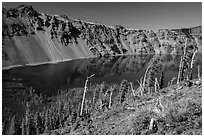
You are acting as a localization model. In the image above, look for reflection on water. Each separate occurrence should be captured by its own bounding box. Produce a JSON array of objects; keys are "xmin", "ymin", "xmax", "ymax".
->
[{"xmin": 3, "ymin": 54, "xmax": 202, "ymax": 96}]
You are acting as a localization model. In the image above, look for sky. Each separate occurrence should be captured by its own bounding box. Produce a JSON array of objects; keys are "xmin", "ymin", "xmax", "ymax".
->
[{"xmin": 2, "ymin": 2, "xmax": 202, "ymax": 31}]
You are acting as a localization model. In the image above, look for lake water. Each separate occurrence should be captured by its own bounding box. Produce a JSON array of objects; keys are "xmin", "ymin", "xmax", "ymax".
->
[{"xmin": 2, "ymin": 54, "xmax": 202, "ymax": 96}]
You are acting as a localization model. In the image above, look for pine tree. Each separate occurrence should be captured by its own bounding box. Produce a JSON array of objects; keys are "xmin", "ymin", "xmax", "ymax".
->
[
  {"xmin": 7, "ymin": 115, "xmax": 16, "ymax": 135},
  {"xmin": 159, "ymin": 72, "xmax": 164, "ymax": 89},
  {"xmin": 21, "ymin": 117, "xmax": 25, "ymax": 135},
  {"xmin": 34, "ymin": 112, "xmax": 40, "ymax": 135},
  {"xmin": 25, "ymin": 102, "xmax": 30, "ymax": 135},
  {"xmin": 119, "ymin": 79, "xmax": 129, "ymax": 104}
]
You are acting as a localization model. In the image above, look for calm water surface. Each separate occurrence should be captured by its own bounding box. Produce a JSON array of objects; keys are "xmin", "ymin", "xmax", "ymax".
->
[{"xmin": 3, "ymin": 54, "xmax": 202, "ymax": 96}]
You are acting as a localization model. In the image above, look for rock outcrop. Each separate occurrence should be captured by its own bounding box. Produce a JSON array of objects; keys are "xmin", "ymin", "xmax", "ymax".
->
[{"xmin": 2, "ymin": 5, "xmax": 202, "ymax": 67}]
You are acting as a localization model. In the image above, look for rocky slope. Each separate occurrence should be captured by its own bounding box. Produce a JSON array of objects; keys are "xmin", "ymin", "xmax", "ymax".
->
[
  {"xmin": 2, "ymin": 5, "xmax": 202, "ymax": 67},
  {"xmin": 2, "ymin": 75, "xmax": 202, "ymax": 135}
]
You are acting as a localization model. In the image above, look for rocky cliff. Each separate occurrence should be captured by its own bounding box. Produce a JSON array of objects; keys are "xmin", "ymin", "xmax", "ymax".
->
[{"xmin": 2, "ymin": 5, "xmax": 202, "ymax": 67}]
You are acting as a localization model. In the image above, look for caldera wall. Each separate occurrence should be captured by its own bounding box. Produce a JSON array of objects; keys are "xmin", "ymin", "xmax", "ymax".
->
[{"xmin": 2, "ymin": 5, "xmax": 202, "ymax": 67}]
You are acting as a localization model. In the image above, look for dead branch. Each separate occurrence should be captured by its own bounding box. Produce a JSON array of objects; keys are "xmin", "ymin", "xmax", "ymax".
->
[
  {"xmin": 80, "ymin": 74, "xmax": 95, "ymax": 116},
  {"xmin": 188, "ymin": 50, "xmax": 198, "ymax": 80},
  {"xmin": 109, "ymin": 85, "xmax": 115, "ymax": 109},
  {"xmin": 143, "ymin": 64, "xmax": 151, "ymax": 88}
]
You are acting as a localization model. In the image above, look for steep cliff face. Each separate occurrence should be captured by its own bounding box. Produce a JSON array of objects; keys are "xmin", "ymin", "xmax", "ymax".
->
[{"xmin": 2, "ymin": 5, "xmax": 202, "ymax": 67}]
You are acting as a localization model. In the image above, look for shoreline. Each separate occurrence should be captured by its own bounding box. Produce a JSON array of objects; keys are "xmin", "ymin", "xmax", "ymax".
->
[
  {"xmin": 2, "ymin": 52, "xmax": 200, "ymax": 70},
  {"xmin": 2, "ymin": 56, "xmax": 90, "ymax": 70},
  {"xmin": 2, "ymin": 53, "xmax": 152, "ymax": 70}
]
